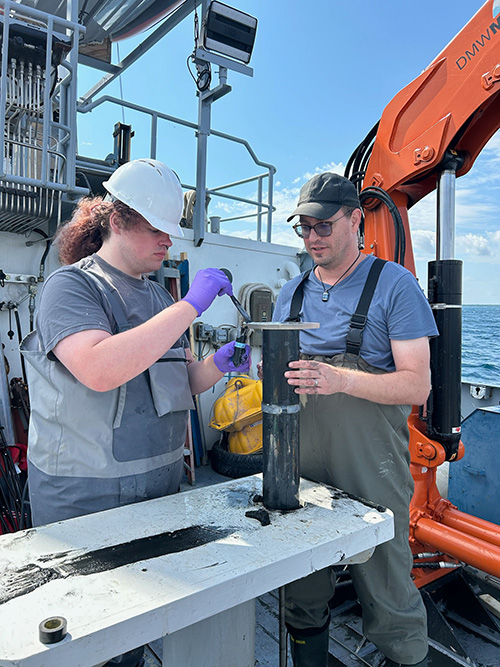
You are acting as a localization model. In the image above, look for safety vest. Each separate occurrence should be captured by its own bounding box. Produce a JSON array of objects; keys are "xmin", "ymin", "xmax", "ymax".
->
[{"xmin": 21, "ymin": 266, "xmax": 194, "ymax": 479}]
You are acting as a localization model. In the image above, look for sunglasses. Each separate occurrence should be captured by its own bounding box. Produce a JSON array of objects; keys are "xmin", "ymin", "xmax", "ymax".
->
[{"xmin": 292, "ymin": 212, "xmax": 347, "ymax": 239}]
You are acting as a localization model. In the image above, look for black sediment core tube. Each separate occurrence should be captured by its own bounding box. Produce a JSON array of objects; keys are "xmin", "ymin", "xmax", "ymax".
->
[{"xmin": 262, "ymin": 327, "xmax": 300, "ymax": 510}]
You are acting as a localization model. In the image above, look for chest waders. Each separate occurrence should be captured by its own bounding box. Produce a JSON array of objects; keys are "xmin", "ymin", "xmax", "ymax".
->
[
  {"xmin": 284, "ymin": 259, "xmax": 428, "ymax": 666},
  {"xmin": 22, "ymin": 267, "xmax": 194, "ymax": 525}
]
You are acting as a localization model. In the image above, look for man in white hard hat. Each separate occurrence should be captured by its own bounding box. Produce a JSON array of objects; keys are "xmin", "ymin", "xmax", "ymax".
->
[{"xmin": 22, "ymin": 159, "xmax": 250, "ymax": 667}]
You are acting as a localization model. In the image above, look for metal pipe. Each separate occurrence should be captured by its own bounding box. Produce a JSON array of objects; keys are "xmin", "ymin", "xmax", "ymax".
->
[
  {"xmin": 150, "ymin": 113, "xmax": 158, "ymax": 159},
  {"xmin": 266, "ymin": 168, "xmax": 274, "ymax": 243},
  {"xmin": 261, "ymin": 327, "xmax": 301, "ymax": 511},
  {"xmin": 436, "ymin": 169, "xmax": 456, "ymax": 260},
  {"xmin": 279, "ymin": 586, "xmax": 287, "ymax": 667},
  {"xmin": 40, "ymin": 15, "xmax": 53, "ymax": 185},
  {"xmin": 209, "ymin": 173, "xmax": 270, "ymax": 191},
  {"xmin": 194, "ymin": 3, "xmax": 211, "ymax": 249},
  {"xmin": 0, "ymin": 0, "xmax": 80, "ymax": 29},
  {"xmin": 0, "ymin": 3, "xmax": 11, "ymax": 171},
  {"xmin": 441, "ymin": 508, "xmax": 500, "ymax": 549},
  {"xmin": 257, "ymin": 176, "xmax": 263, "ymax": 241}
]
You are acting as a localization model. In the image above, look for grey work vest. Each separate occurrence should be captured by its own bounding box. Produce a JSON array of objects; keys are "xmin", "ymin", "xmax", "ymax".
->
[{"xmin": 21, "ymin": 267, "xmax": 194, "ymax": 479}]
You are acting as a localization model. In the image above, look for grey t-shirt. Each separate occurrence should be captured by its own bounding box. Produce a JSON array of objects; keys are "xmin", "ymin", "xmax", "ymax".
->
[
  {"xmin": 36, "ymin": 254, "xmax": 187, "ymax": 355},
  {"xmin": 273, "ymin": 255, "xmax": 438, "ymax": 372}
]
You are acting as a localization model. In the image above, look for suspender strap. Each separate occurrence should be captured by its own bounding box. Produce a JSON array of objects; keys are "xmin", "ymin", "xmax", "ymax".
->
[
  {"xmin": 286, "ymin": 258, "xmax": 386, "ymax": 356},
  {"xmin": 285, "ymin": 269, "xmax": 312, "ymax": 322},
  {"xmin": 345, "ymin": 258, "xmax": 386, "ymax": 356}
]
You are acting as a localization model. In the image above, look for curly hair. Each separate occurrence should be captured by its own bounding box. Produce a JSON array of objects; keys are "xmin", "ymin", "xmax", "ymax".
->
[{"xmin": 56, "ymin": 197, "xmax": 142, "ymax": 265}]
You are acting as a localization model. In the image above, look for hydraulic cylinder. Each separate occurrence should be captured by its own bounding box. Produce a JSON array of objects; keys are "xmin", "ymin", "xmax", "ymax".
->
[{"xmin": 427, "ymin": 259, "xmax": 462, "ymax": 460}]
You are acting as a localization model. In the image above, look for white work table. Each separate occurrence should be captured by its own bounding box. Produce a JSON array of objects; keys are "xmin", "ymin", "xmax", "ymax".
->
[{"xmin": 0, "ymin": 475, "xmax": 393, "ymax": 667}]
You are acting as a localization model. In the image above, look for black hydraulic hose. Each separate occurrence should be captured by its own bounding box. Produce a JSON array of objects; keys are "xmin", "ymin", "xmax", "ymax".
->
[
  {"xmin": 359, "ymin": 139, "xmax": 377, "ymax": 178},
  {"xmin": 34, "ymin": 227, "xmax": 51, "ymax": 280},
  {"xmin": 349, "ymin": 170, "xmax": 366, "ymax": 188},
  {"xmin": 345, "ymin": 121, "xmax": 380, "ymax": 189},
  {"xmin": 30, "ymin": 227, "xmax": 51, "ymax": 284},
  {"xmin": 359, "ymin": 186, "xmax": 406, "ymax": 265}
]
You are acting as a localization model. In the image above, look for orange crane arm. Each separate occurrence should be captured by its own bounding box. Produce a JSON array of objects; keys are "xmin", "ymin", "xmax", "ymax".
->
[
  {"xmin": 345, "ymin": 0, "xmax": 500, "ymax": 582},
  {"xmin": 359, "ymin": 0, "xmax": 500, "ymax": 267}
]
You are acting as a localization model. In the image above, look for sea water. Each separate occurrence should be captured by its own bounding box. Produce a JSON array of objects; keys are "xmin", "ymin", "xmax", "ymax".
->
[{"xmin": 462, "ymin": 305, "xmax": 500, "ymax": 386}]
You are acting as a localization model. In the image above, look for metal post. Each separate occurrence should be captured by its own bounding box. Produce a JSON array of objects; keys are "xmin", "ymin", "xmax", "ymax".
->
[
  {"xmin": 64, "ymin": 0, "xmax": 80, "ymax": 191},
  {"xmin": 194, "ymin": 91, "xmax": 210, "ymax": 246},
  {"xmin": 266, "ymin": 167, "xmax": 275, "ymax": 243},
  {"xmin": 257, "ymin": 175, "xmax": 263, "ymax": 241},
  {"xmin": 150, "ymin": 113, "xmax": 158, "ymax": 159},
  {"xmin": 193, "ymin": 0, "xmax": 209, "ymax": 247}
]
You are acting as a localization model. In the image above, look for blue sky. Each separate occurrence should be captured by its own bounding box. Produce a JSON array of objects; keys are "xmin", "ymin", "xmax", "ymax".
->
[{"xmin": 77, "ymin": 0, "xmax": 499, "ymax": 304}]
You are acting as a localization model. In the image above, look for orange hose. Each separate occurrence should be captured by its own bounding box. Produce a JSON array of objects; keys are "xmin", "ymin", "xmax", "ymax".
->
[{"xmin": 414, "ymin": 517, "xmax": 500, "ymax": 578}]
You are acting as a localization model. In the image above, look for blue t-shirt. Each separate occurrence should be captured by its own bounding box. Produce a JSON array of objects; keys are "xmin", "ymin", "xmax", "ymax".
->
[{"xmin": 273, "ymin": 255, "xmax": 438, "ymax": 372}]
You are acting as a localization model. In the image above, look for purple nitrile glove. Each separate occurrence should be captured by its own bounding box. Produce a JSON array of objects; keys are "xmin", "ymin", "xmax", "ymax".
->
[
  {"xmin": 182, "ymin": 268, "xmax": 233, "ymax": 316},
  {"xmin": 213, "ymin": 341, "xmax": 252, "ymax": 373}
]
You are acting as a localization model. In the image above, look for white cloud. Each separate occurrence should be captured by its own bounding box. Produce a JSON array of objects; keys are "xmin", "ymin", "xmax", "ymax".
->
[
  {"xmin": 411, "ymin": 229, "xmax": 436, "ymax": 258},
  {"xmin": 301, "ymin": 161, "xmax": 345, "ymax": 181},
  {"xmin": 456, "ymin": 232, "xmax": 500, "ymax": 259}
]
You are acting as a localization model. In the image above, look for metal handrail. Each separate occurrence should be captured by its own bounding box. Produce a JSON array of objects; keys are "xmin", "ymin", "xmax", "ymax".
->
[{"xmin": 77, "ymin": 95, "xmax": 276, "ymax": 241}]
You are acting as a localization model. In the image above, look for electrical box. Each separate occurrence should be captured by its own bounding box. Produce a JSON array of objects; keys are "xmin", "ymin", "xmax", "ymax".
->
[
  {"xmin": 249, "ymin": 289, "xmax": 273, "ymax": 346},
  {"xmin": 211, "ymin": 327, "xmax": 229, "ymax": 346},
  {"xmin": 194, "ymin": 322, "xmax": 213, "ymax": 342}
]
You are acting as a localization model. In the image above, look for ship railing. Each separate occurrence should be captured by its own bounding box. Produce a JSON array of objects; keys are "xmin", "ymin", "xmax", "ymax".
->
[{"xmin": 77, "ymin": 95, "xmax": 276, "ymax": 243}]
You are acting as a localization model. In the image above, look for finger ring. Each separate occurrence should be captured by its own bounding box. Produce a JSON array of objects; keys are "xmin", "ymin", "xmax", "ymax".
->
[{"xmin": 314, "ymin": 378, "xmax": 318, "ymax": 387}]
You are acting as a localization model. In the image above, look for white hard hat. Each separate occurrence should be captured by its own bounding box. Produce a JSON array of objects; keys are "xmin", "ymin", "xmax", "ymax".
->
[{"xmin": 103, "ymin": 158, "xmax": 184, "ymax": 237}]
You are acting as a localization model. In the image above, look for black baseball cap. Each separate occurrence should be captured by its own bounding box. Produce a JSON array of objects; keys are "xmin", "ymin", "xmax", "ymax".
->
[{"xmin": 287, "ymin": 172, "xmax": 361, "ymax": 222}]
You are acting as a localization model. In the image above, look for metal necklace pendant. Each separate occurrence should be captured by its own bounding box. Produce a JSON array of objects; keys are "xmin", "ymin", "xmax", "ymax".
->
[{"xmin": 317, "ymin": 250, "xmax": 361, "ymax": 303}]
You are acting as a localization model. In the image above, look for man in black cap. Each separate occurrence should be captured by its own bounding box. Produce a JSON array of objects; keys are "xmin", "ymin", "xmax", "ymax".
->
[{"xmin": 272, "ymin": 172, "xmax": 438, "ymax": 667}]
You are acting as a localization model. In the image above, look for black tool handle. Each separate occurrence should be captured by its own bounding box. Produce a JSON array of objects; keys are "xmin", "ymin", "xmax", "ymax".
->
[
  {"xmin": 220, "ymin": 268, "xmax": 250, "ymax": 369},
  {"xmin": 220, "ymin": 268, "xmax": 251, "ymax": 322}
]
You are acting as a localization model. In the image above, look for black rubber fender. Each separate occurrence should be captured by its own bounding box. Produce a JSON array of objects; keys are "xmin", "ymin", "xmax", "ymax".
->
[{"xmin": 210, "ymin": 440, "xmax": 263, "ymax": 479}]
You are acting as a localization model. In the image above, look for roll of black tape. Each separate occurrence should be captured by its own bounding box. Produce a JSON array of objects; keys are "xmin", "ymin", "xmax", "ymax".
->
[{"xmin": 39, "ymin": 616, "xmax": 68, "ymax": 644}]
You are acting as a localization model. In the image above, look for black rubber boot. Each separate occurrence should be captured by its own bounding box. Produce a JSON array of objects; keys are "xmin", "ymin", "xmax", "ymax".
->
[
  {"xmin": 383, "ymin": 655, "xmax": 428, "ymax": 667},
  {"xmin": 288, "ymin": 621, "xmax": 330, "ymax": 667}
]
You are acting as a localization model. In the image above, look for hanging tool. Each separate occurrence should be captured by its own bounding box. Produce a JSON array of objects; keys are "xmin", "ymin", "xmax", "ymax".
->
[{"xmin": 220, "ymin": 269, "xmax": 251, "ymax": 368}]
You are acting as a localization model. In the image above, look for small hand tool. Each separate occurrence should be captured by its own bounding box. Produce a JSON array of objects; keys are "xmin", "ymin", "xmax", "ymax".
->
[{"xmin": 220, "ymin": 268, "xmax": 251, "ymax": 367}]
